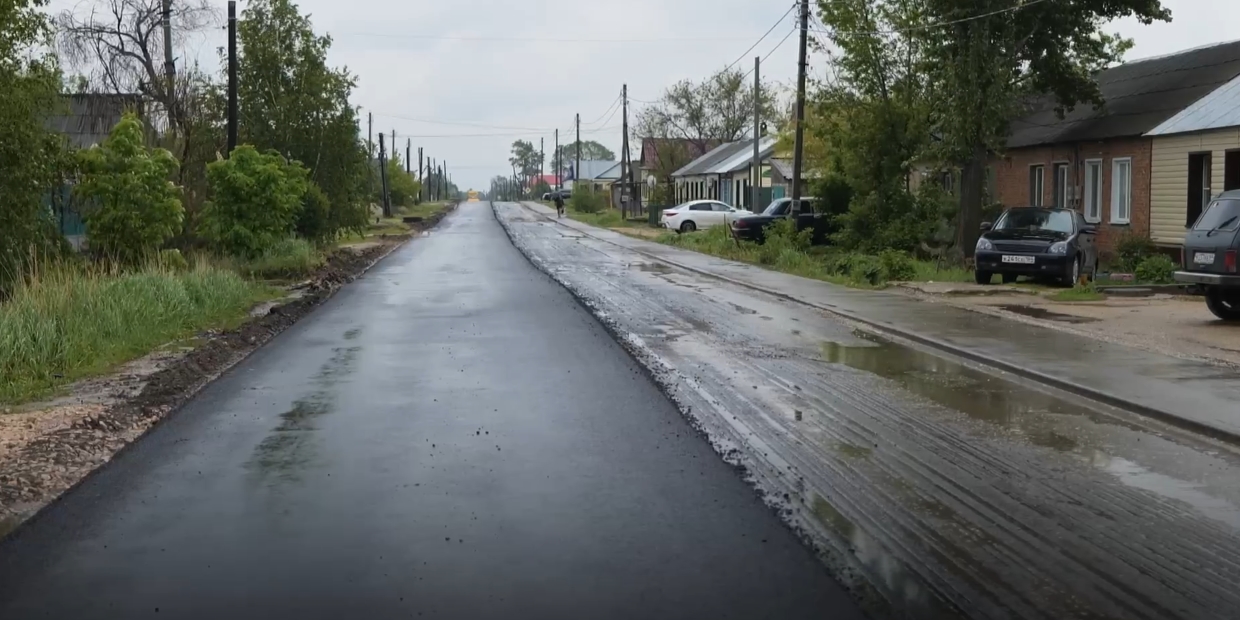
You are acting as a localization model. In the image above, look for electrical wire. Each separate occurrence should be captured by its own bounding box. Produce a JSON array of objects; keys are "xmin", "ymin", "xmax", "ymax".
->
[
  {"xmin": 724, "ymin": 2, "xmax": 797, "ymax": 72},
  {"xmin": 581, "ymin": 93, "xmax": 623, "ymax": 127},
  {"xmin": 810, "ymin": 0, "xmax": 1054, "ymax": 37},
  {"xmin": 369, "ymin": 113, "xmax": 553, "ymax": 132},
  {"xmin": 331, "ymin": 32, "xmax": 769, "ymax": 43},
  {"xmin": 741, "ymin": 25, "xmax": 798, "ymax": 80}
]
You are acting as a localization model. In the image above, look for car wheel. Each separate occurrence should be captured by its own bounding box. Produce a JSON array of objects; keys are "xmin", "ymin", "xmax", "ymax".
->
[
  {"xmin": 1205, "ymin": 289, "xmax": 1240, "ymax": 321},
  {"xmin": 680, "ymin": 221, "xmax": 696, "ymax": 233},
  {"xmin": 1061, "ymin": 256, "xmax": 1081, "ymax": 287},
  {"xmin": 1002, "ymin": 273, "xmax": 1018, "ymax": 284},
  {"xmin": 975, "ymin": 270, "xmax": 993, "ymax": 285}
]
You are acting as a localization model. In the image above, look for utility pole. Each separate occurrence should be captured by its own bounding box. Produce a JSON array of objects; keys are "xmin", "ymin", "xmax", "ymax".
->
[
  {"xmin": 226, "ymin": 1, "xmax": 237, "ymax": 156},
  {"xmin": 161, "ymin": 0, "xmax": 175, "ymax": 92},
  {"xmin": 444, "ymin": 161, "xmax": 448, "ymax": 199},
  {"xmin": 539, "ymin": 137, "xmax": 544, "ymax": 195},
  {"xmin": 554, "ymin": 129, "xmax": 560, "ymax": 192},
  {"xmin": 406, "ymin": 139, "xmax": 411, "ymax": 175},
  {"xmin": 367, "ymin": 113, "xmax": 374, "ymax": 161},
  {"xmin": 378, "ymin": 133, "xmax": 391, "ymax": 218},
  {"xmin": 621, "ymin": 84, "xmax": 631, "ymax": 217},
  {"xmin": 418, "ymin": 147, "xmax": 424, "ymax": 202},
  {"xmin": 575, "ymin": 113, "xmax": 581, "ymax": 194},
  {"xmin": 752, "ymin": 55, "xmax": 761, "ymax": 212},
  {"xmin": 790, "ymin": 0, "xmax": 810, "ymax": 214}
]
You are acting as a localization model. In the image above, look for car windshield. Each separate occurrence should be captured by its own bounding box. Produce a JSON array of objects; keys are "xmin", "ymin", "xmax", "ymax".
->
[
  {"xmin": 994, "ymin": 209, "xmax": 1074, "ymax": 234},
  {"xmin": 1193, "ymin": 199, "xmax": 1240, "ymax": 232},
  {"xmin": 763, "ymin": 201, "xmax": 789, "ymax": 216}
]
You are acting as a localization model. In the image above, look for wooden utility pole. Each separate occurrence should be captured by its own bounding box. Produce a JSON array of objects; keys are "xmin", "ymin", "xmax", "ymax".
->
[
  {"xmin": 790, "ymin": 0, "xmax": 809, "ymax": 214},
  {"xmin": 367, "ymin": 113, "xmax": 374, "ymax": 161},
  {"xmin": 406, "ymin": 139, "xmax": 411, "ymax": 175},
  {"xmin": 554, "ymin": 129, "xmax": 560, "ymax": 192},
  {"xmin": 752, "ymin": 56, "xmax": 761, "ymax": 211},
  {"xmin": 226, "ymin": 1, "xmax": 237, "ymax": 156},
  {"xmin": 539, "ymin": 137, "xmax": 545, "ymax": 195},
  {"xmin": 418, "ymin": 147, "xmax": 424, "ymax": 202},
  {"xmin": 620, "ymin": 84, "xmax": 631, "ymax": 217},
  {"xmin": 161, "ymin": 0, "xmax": 175, "ymax": 91},
  {"xmin": 378, "ymin": 133, "xmax": 391, "ymax": 218},
  {"xmin": 575, "ymin": 113, "xmax": 581, "ymax": 193}
]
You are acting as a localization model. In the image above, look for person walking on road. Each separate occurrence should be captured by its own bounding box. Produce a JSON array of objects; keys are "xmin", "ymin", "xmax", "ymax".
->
[{"xmin": 554, "ymin": 191, "xmax": 565, "ymax": 218}]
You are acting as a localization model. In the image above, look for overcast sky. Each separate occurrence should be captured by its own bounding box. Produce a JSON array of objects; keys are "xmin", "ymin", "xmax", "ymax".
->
[{"xmin": 43, "ymin": 0, "xmax": 1240, "ymax": 191}]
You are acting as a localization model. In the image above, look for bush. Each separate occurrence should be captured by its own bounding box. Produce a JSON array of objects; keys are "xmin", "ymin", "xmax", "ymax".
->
[
  {"xmin": 1134, "ymin": 254, "xmax": 1176, "ymax": 284},
  {"xmin": 879, "ymin": 249, "xmax": 917, "ymax": 281},
  {"xmin": 570, "ymin": 186, "xmax": 606, "ymax": 214},
  {"xmin": 833, "ymin": 185, "xmax": 955, "ymax": 253},
  {"xmin": 203, "ymin": 146, "xmax": 309, "ymax": 258},
  {"xmin": 76, "ymin": 113, "xmax": 183, "ymax": 263},
  {"xmin": 158, "ymin": 249, "xmax": 189, "ymax": 272},
  {"xmin": 847, "ymin": 254, "xmax": 884, "ymax": 285},
  {"xmin": 1115, "ymin": 231, "xmax": 1158, "ymax": 273},
  {"xmin": 0, "ymin": 261, "xmax": 269, "ymax": 403},
  {"xmin": 296, "ymin": 183, "xmax": 333, "ymax": 243},
  {"xmin": 239, "ymin": 238, "xmax": 324, "ymax": 279}
]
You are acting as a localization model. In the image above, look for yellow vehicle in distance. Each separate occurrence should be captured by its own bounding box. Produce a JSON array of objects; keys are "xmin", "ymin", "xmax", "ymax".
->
[{"xmin": 467, "ymin": 189, "xmax": 480, "ymax": 202}]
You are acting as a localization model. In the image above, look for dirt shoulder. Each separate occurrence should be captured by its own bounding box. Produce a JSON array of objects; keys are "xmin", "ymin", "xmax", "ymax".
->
[
  {"xmin": 896, "ymin": 281, "xmax": 1240, "ymax": 368},
  {"xmin": 0, "ymin": 205, "xmax": 455, "ymax": 536}
]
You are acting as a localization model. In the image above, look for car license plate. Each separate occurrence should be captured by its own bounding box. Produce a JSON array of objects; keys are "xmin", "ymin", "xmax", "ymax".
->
[
  {"xmin": 1195, "ymin": 252, "xmax": 1216, "ymax": 264},
  {"xmin": 1001, "ymin": 255, "xmax": 1035, "ymax": 264}
]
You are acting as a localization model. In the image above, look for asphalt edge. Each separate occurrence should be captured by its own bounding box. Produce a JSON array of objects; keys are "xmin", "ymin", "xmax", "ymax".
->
[
  {"xmin": 491, "ymin": 201, "xmax": 909, "ymax": 618},
  {"xmin": 0, "ymin": 204, "xmax": 458, "ymax": 541},
  {"xmin": 520, "ymin": 202, "xmax": 1240, "ymax": 447}
]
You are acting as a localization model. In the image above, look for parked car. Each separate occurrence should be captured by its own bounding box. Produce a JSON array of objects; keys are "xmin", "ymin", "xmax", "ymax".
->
[
  {"xmin": 541, "ymin": 192, "xmax": 551, "ymax": 201},
  {"xmin": 660, "ymin": 200, "xmax": 752, "ymax": 233},
  {"xmin": 1174, "ymin": 190, "xmax": 1240, "ymax": 321},
  {"xmin": 974, "ymin": 206, "xmax": 1099, "ymax": 286},
  {"xmin": 729, "ymin": 197, "xmax": 829, "ymax": 244}
]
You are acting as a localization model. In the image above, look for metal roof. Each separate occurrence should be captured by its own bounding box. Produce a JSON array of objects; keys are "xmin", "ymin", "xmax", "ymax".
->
[
  {"xmin": 671, "ymin": 141, "xmax": 739, "ymax": 177},
  {"xmin": 567, "ymin": 160, "xmax": 619, "ymax": 181},
  {"xmin": 1146, "ymin": 72, "xmax": 1240, "ymax": 136},
  {"xmin": 672, "ymin": 139, "xmax": 771, "ymax": 177},
  {"xmin": 705, "ymin": 136, "xmax": 777, "ymax": 174},
  {"xmin": 595, "ymin": 161, "xmax": 623, "ymax": 180},
  {"xmin": 1006, "ymin": 40, "xmax": 1240, "ymax": 148}
]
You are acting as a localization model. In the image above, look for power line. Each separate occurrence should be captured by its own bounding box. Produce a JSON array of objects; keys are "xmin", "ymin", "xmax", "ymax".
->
[
  {"xmin": 331, "ymin": 32, "xmax": 773, "ymax": 43},
  {"xmin": 810, "ymin": 0, "xmax": 1054, "ymax": 37},
  {"xmin": 724, "ymin": 2, "xmax": 797, "ymax": 72},
  {"xmin": 742, "ymin": 26, "xmax": 798, "ymax": 80},
  {"xmin": 369, "ymin": 113, "xmax": 552, "ymax": 132},
  {"xmin": 581, "ymin": 93, "xmax": 623, "ymax": 126}
]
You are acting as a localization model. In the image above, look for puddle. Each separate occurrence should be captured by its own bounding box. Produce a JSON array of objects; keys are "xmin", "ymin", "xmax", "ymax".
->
[
  {"xmin": 730, "ymin": 303, "xmax": 758, "ymax": 315},
  {"xmin": 998, "ymin": 305, "xmax": 1099, "ymax": 324},
  {"xmin": 633, "ymin": 262, "xmax": 673, "ymax": 275},
  {"xmin": 821, "ymin": 334, "xmax": 1240, "ymax": 529},
  {"xmin": 811, "ymin": 496, "xmax": 959, "ymax": 619},
  {"xmin": 344, "ymin": 327, "xmax": 362, "ymax": 340}
]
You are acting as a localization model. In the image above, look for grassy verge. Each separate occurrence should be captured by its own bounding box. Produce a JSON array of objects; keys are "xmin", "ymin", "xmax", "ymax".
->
[
  {"xmin": 0, "ymin": 260, "xmax": 279, "ymax": 404},
  {"xmin": 235, "ymin": 238, "xmax": 325, "ymax": 280},
  {"xmin": 566, "ymin": 207, "xmax": 650, "ymax": 229},
  {"xmin": 653, "ymin": 225, "xmax": 970, "ymax": 288},
  {"xmin": 1047, "ymin": 284, "xmax": 1106, "ymax": 302},
  {"xmin": 338, "ymin": 202, "xmax": 454, "ymax": 246}
]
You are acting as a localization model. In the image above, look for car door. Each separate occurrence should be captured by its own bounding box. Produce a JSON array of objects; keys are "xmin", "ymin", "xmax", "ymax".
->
[
  {"xmin": 688, "ymin": 202, "xmax": 714, "ymax": 227},
  {"xmin": 711, "ymin": 202, "xmax": 734, "ymax": 228}
]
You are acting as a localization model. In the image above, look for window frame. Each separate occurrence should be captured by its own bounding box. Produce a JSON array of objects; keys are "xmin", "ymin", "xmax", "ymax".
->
[
  {"xmin": 1029, "ymin": 164, "xmax": 1045, "ymax": 207},
  {"xmin": 1053, "ymin": 162, "xmax": 1070, "ymax": 208},
  {"xmin": 1111, "ymin": 157, "xmax": 1133, "ymax": 225},
  {"xmin": 1083, "ymin": 159, "xmax": 1103, "ymax": 223}
]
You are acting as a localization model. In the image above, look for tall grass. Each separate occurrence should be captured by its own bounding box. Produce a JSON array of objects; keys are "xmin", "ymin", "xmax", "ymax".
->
[
  {"xmin": 0, "ymin": 260, "xmax": 274, "ymax": 404},
  {"xmin": 236, "ymin": 238, "xmax": 324, "ymax": 280}
]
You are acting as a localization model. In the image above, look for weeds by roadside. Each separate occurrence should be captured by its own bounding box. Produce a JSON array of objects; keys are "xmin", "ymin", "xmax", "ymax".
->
[
  {"xmin": 1048, "ymin": 283, "xmax": 1106, "ymax": 302},
  {"xmin": 0, "ymin": 260, "xmax": 277, "ymax": 404},
  {"xmin": 235, "ymin": 238, "xmax": 325, "ymax": 280}
]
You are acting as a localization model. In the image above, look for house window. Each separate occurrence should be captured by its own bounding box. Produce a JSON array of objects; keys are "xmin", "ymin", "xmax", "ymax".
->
[
  {"xmin": 1053, "ymin": 163, "xmax": 1070, "ymax": 208},
  {"xmin": 1111, "ymin": 157, "xmax": 1132, "ymax": 224},
  {"xmin": 1029, "ymin": 165, "xmax": 1045, "ymax": 206},
  {"xmin": 1083, "ymin": 159, "xmax": 1103, "ymax": 223}
]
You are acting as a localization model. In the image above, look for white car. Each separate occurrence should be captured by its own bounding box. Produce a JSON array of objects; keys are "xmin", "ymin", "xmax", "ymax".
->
[{"xmin": 660, "ymin": 200, "xmax": 753, "ymax": 233}]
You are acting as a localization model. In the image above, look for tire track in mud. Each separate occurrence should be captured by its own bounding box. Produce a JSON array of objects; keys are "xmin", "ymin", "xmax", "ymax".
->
[{"xmin": 493, "ymin": 202, "xmax": 1240, "ymax": 620}]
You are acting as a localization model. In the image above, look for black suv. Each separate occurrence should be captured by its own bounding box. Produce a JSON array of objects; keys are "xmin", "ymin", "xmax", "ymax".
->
[
  {"xmin": 1175, "ymin": 190, "xmax": 1240, "ymax": 321},
  {"xmin": 730, "ymin": 197, "xmax": 830, "ymax": 244},
  {"xmin": 975, "ymin": 207, "xmax": 1099, "ymax": 286}
]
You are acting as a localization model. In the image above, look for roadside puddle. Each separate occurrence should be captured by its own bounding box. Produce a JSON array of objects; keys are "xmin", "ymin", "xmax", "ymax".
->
[
  {"xmin": 819, "ymin": 333, "xmax": 1240, "ymax": 530},
  {"xmin": 998, "ymin": 305, "xmax": 1099, "ymax": 324},
  {"xmin": 632, "ymin": 262, "xmax": 673, "ymax": 275}
]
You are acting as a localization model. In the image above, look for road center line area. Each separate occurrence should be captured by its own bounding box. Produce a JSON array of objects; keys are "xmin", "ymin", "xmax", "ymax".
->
[
  {"xmin": 0, "ymin": 202, "xmax": 865, "ymax": 619},
  {"xmin": 494, "ymin": 201, "xmax": 1240, "ymax": 620}
]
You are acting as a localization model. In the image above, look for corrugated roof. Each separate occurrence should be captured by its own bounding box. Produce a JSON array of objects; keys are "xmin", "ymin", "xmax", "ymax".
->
[
  {"xmin": 568, "ymin": 160, "xmax": 619, "ymax": 181},
  {"xmin": 706, "ymin": 136, "xmax": 777, "ymax": 174},
  {"xmin": 1006, "ymin": 40, "xmax": 1240, "ymax": 148},
  {"xmin": 596, "ymin": 161, "xmax": 623, "ymax": 180},
  {"xmin": 1146, "ymin": 72, "xmax": 1240, "ymax": 135},
  {"xmin": 672, "ymin": 140, "xmax": 763, "ymax": 177},
  {"xmin": 46, "ymin": 93, "xmax": 143, "ymax": 148}
]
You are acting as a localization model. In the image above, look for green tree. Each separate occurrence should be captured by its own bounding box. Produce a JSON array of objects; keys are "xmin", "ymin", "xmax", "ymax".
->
[
  {"xmin": 383, "ymin": 154, "xmax": 421, "ymax": 207},
  {"xmin": 237, "ymin": 0, "xmax": 369, "ymax": 239},
  {"xmin": 636, "ymin": 68, "xmax": 779, "ymax": 154},
  {"xmin": 915, "ymin": 0, "xmax": 1170, "ymax": 254},
  {"xmin": 0, "ymin": 0, "xmax": 67, "ymax": 294},
  {"xmin": 76, "ymin": 113, "xmax": 183, "ymax": 261},
  {"xmin": 203, "ymin": 146, "xmax": 308, "ymax": 257},
  {"xmin": 554, "ymin": 140, "xmax": 615, "ymax": 164}
]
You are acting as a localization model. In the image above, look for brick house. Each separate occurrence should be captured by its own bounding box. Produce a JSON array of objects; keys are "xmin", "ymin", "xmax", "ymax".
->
[{"xmin": 993, "ymin": 40, "xmax": 1240, "ymax": 254}]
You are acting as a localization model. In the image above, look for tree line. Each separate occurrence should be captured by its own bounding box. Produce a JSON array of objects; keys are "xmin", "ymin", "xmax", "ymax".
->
[{"xmin": 0, "ymin": 0, "xmax": 423, "ymax": 295}]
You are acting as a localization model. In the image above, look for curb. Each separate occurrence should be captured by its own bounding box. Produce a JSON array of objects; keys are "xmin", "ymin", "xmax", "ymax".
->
[{"xmin": 516, "ymin": 202, "xmax": 1240, "ymax": 445}]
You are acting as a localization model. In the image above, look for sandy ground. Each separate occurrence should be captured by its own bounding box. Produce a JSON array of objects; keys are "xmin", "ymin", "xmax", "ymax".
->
[{"xmin": 898, "ymin": 282, "xmax": 1240, "ymax": 367}]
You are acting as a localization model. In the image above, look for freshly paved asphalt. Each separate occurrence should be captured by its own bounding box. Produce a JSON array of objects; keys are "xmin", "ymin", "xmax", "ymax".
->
[{"xmin": 0, "ymin": 202, "xmax": 866, "ymax": 619}]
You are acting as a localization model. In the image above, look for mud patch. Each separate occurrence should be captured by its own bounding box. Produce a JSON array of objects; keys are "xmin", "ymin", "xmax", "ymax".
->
[
  {"xmin": 0, "ymin": 204, "xmax": 456, "ymax": 534},
  {"xmin": 997, "ymin": 304, "xmax": 1100, "ymax": 324}
]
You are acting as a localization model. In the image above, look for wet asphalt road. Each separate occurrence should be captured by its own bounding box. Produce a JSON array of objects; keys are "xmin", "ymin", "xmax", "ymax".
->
[{"xmin": 0, "ymin": 202, "xmax": 865, "ymax": 619}]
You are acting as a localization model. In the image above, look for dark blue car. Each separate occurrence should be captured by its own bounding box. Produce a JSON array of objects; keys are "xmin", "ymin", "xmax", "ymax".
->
[{"xmin": 974, "ymin": 207, "xmax": 1099, "ymax": 286}]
